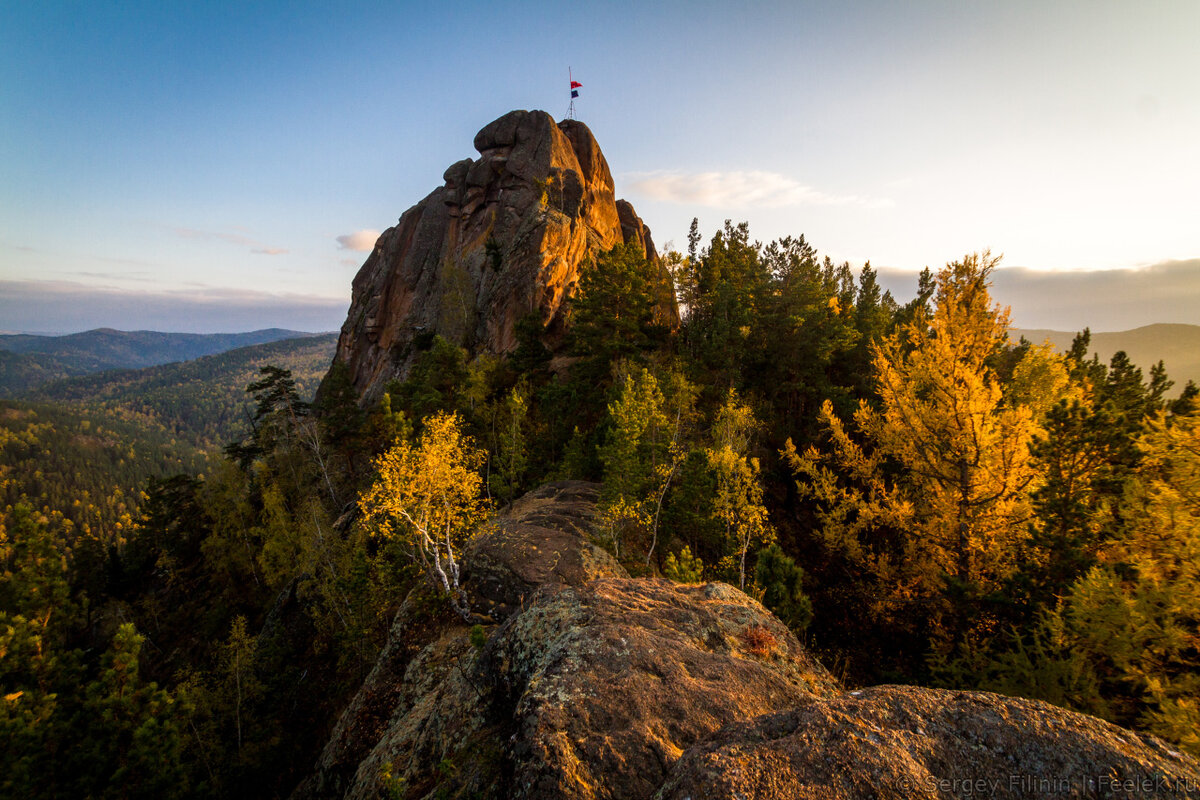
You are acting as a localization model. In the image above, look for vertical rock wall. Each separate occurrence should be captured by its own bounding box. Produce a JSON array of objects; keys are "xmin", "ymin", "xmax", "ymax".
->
[{"xmin": 328, "ymin": 110, "xmax": 677, "ymax": 402}]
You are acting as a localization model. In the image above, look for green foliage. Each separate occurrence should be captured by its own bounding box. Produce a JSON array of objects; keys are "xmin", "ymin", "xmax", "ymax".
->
[
  {"xmin": 676, "ymin": 221, "xmax": 764, "ymax": 391},
  {"xmin": 8, "ymin": 210, "xmax": 1200, "ymax": 782},
  {"xmin": 1055, "ymin": 410, "xmax": 1200, "ymax": 753},
  {"xmin": 67, "ymin": 623, "xmax": 189, "ymax": 799},
  {"xmin": 488, "ymin": 384, "xmax": 530, "ymax": 505},
  {"xmin": 1, "ymin": 328, "xmax": 323, "ymax": 397},
  {"xmin": 388, "ymin": 335, "xmax": 473, "ymax": 425},
  {"xmin": 754, "ymin": 544, "xmax": 813, "ymax": 632},
  {"xmin": 597, "ymin": 366, "xmax": 673, "ymax": 561},
  {"xmin": 29, "ymin": 334, "xmax": 336, "ymax": 450},
  {"xmin": 571, "ymin": 242, "xmax": 670, "ymax": 366},
  {"xmin": 0, "ymin": 400, "xmax": 207, "ymax": 542},
  {"xmin": 707, "ymin": 390, "xmax": 773, "ymax": 590},
  {"xmin": 662, "ymin": 546, "xmax": 704, "ymax": 584},
  {"xmin": 469, "ymin": 624, "xmax": 488, "ymax": 649}
]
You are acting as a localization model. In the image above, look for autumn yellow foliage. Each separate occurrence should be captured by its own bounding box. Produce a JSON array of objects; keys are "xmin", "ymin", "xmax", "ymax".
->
[
  {"xmin": 786, "ymin": 253, "xmax": 1038, "ymax": 630},
  {"xmin": 359, "ymin": 412, "xmax": 489, "ymax": 618}
]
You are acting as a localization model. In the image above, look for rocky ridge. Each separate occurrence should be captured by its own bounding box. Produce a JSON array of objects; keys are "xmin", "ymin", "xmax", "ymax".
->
[
  {"xmin": 329, "ymin": 111, "xmax": 677, "ymax": 402},
  {"xmin": 294, "ymin": 482, "xmax": 1200, "ymax": 799}
]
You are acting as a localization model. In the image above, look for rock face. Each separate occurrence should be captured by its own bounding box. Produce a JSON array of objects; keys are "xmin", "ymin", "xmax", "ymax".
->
[
  {"xmin": 292, "ymin": 482, "xmax": 626, "ymax": 800},
  {"xmin": 294, "ymin": 483, "xmax": 1200, "ymax": 799},
  {"xmin": 329, "ymin": 110, "xmax": 677, "ymax": 402},
  {"xmin": 491, "ymin": 578, "xmax": 838, "ymax": 799},
  {"xmin": 660, "ymin": 686, "xmax": 1200, "ymax": 799}
]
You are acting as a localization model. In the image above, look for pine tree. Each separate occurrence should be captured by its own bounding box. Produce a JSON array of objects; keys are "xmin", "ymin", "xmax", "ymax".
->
[
  {"xmin": 1057, "ymin": 410, "xmax": 1200, "ymax": 754},
  {"xmin": 597, "ymin": 367, "xmax": 669, "ymax": 560}
]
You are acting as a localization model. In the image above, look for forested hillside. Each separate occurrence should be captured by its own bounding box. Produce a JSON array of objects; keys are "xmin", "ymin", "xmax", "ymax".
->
[
  {"xmin": 3, "ymin": 226, "xmax": 1199, "ymax": 798},
  {"xmin": 0, "ymin": 399, "xmax": 208, "ymax": 543},
  {"xmin": 31, "ymin": 333, "xmax": 338, "ymax": 449},
  {"xmin": 0, "ymin": 327, "xmax": 326, "ymax": 395}
]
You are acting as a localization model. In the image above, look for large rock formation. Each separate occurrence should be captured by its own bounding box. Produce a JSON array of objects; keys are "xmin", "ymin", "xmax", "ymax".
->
[
  {"xmin": 330, "ymin": 111, "xmax": 676, "ymax": 402},
  {"xmin": 294, "ymin": 483, "xmax": 1200, "ymax": 799}
]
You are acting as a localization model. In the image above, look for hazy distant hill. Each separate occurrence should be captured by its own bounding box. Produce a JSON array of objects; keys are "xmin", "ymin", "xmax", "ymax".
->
[
  {"xmin": 1013, "ymin": 323, "xmax": 1200, "ymax": 389},
  {"xmin": 31, "ymin": 333, "xmax": 338, "ymax": 449},
  {"xmin": 0, "ymin": 327, "xmax": 325, "ymax": 395}
]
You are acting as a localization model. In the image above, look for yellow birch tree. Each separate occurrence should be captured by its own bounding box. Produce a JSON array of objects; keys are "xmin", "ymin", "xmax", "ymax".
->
[{"xmin": 359, "ymin": 412, "xmax": 489, "ymax": 619}]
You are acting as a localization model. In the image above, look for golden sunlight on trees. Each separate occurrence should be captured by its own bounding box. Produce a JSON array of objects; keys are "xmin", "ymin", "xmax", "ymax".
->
[
  {"xmin": 1060, "ymin": 410, "xmax": 1200, "ymax": 753},
  {"xmin": 707, "ymin": 389, "xmax": 773, "ymax": 590},
  {"xmin": 359, "ymin": 412, "xmax": 489, "ymax": 619},
  {"xmin": 785, "ymin": 252, "xmax": 1038, "ymax": 639}
]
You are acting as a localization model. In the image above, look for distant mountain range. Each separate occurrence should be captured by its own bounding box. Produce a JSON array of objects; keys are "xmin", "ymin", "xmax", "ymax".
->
[
  {"xmin": 1013, "ymin": 323, "xmax": 1200, "ymax": 389},
  {"xmin": 0, "ymin": 327, "xmax": 329, "ymax": 395}
]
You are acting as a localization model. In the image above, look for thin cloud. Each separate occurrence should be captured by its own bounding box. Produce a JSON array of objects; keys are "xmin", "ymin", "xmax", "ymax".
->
[
  {"xmin": 172, "ymin": 226, "xmax": 288, "ymax": 255},
  {"xmin": 0, "ymin": 280, "xmax": 345, "ymax": 334},
  {"xmin": 624, "ymin": 170, "xmax": 893, "ymax": 209},
  {"xmin": 872, "ymin": 258, "xmax": 1200, "ymax": 331},
  {"xmin": 336, "ymin": 230, "xmax": 381, "ymax": 251},
  {"xmin": 70, "ymin": 270, "xmax": 155, "ymax": 282}
]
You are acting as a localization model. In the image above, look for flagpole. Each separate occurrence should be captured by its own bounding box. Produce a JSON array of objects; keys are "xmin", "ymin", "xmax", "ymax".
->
[{"xmin": 567, "ymin": 67, "xmax": 575, "ymax": 120}]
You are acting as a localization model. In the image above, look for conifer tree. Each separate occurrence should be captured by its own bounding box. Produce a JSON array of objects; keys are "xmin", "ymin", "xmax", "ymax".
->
[
  {"xmin": 707, "ymin": 390, "xmax": 773, "ymax": 589},
  {"xmin": 598, "ymin": 367, "xmax": 669, "ymax": 560},
  {"xmin": 787, "ymin": 253, "xmax": 1038, "ymax": 640},
  {"xmin": 1058, "ymin": 410, "xmax": 1200, "ymax": 754}
]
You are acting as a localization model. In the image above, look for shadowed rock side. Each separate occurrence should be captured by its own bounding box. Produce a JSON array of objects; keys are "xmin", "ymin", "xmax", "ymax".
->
[
  {"xmin": 329, "ymin": 110, "xmax": 678, "ymax": 403},
  {"xmin": 294, "ymin": 482, "xmax": 1200, "ymax": 799},
  {"xmin": 292, "ymin": 481, "xmax": 625, "ymax": 800},
  {"xmin": 659, "ymin": 686, "xmax": 1200, "ymax": 799}
]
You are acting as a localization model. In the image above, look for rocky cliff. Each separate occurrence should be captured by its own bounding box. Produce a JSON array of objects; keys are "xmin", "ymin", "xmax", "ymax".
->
[
  {"xmin": 329, "ymin": 111, "xmax": 677, "ymax": 402},
  {"xmin": 294, "ymin": 483, "xmax": 1200, "ymax": 800}
]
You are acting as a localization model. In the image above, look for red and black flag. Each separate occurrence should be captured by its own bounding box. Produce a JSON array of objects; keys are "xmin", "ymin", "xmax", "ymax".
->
[{"xmin": 570, "ymin": 79, "xmax": 581, "ymax": 98}]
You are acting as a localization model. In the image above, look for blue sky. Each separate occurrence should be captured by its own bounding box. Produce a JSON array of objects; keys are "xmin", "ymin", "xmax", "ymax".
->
[{"xmin": 2, "ymin": 1, "xmax": 1198, "ymax": 333}]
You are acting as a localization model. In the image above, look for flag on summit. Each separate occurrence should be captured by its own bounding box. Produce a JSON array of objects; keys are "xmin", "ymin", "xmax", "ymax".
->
[{"xmin": 567, "ymin": 70, "xmax": 581, "ymax": 118}]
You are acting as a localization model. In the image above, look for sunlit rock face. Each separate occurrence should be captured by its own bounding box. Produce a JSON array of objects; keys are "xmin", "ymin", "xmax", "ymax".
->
[
  {"xmin": 327, "ymin": 110, "xmax": 675, "ymax": 403},
  {"xmin": 292, "ymin": 482, "xmax": 1200, "ymax": 800}
]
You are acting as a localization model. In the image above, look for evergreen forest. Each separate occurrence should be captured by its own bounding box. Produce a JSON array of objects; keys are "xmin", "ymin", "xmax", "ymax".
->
[{"xmin": 3, "ymin": 223, "xmax": 1200, "ymax": 797}]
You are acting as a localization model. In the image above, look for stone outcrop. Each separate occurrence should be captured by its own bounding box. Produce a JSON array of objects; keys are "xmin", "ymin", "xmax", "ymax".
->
[
  {"xmin": 490, "ymin": 578, "xmax": 838, "ymax": 799},
  {"xmin": 328, "ymin": 111, "xmax": 677, "ymax": 402},
  {"xmin": 293, "ymin": 483, "xmax": 1200, "ymax": 799},
  {"xmin": 659, "ymin": 686, "xmax": 1200, "ymax": 799}
]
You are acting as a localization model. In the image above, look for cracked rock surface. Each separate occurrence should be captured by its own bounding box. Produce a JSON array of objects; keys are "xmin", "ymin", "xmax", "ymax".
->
[{"xmin": 294, "ymin": 482, "xmax": 1200, "ymax": 799}]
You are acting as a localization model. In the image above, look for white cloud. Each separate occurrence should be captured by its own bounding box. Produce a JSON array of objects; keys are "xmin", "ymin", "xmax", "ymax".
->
[
  {"xmin": 336, "ymin": 230, "xmax": 381, "ymax": 251},
  {"xmin": 623, "ymin": 170, "xmax": 893, "ymax": 209},
  {"xmin": 253, "ymin": 248, "xmax": 289, "ymax": 255}
]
